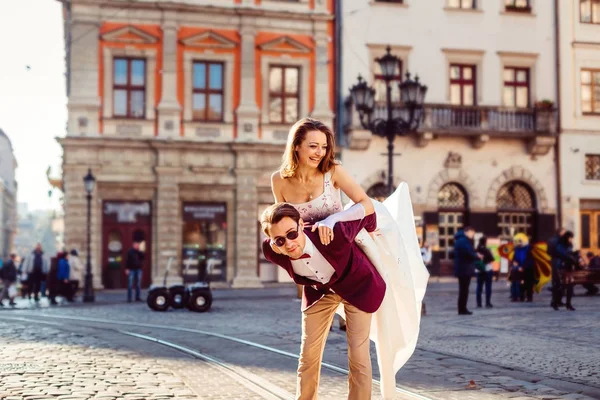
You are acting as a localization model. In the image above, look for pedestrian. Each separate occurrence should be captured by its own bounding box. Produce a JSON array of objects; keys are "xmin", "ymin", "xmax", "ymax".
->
[
  {"xmin": 0, "ymin": 254, "xmax": 18, "ymax": 306},
  {"xmin": 56, "ymin": 252, "xmax": 73, "ymax": 302},
  {"xmin": 261, "ymin": 202, "xmax": 386, "ymax": 400},
  {"xmin": 126, "ymin": 241, "xmax": 144, "ymax": 302},
  {"xmin": 68, "ymin": 249, "xmax": 84, "ymax": 299},
  {"xmin": 22, "ymin": 243, "xmax": 50, "ymax": 302},
  {"xmin": 513, "ymin": 233, "xmax": 535, "ymax": 302},
  {"xmin": 552, "ymin": 231, "xmax": 579, "ymax": 311},
  {"xmin": 547, "ymin": 228, "xmax": 566, "ymax": 307},
  {"xmin": 475, "ymin": 236, "xmax": 495, "ymax": 308},
  {"xmin": 453, "ymin": 226, "xmax": 481, "ymax": 315},
  {"xmin": 421, "ymin": 240, "xmax": 433, "ymax": 270}
]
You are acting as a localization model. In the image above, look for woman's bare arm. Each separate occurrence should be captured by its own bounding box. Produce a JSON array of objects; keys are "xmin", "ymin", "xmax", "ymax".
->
[{"xmin": 331, "ymin": 165, "xmax": 374, "ymax": 215}]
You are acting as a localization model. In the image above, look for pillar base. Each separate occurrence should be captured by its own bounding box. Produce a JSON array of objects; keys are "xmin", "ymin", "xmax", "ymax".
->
[{"xmin": 231, "ymin": 275, "xmax": 264, "ymax": 288}]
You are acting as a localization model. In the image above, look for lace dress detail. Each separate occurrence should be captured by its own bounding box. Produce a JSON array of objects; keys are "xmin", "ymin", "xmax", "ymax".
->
[{"xmin": 292, "ymin": 171, "xmax": 342, "ymax": 225}]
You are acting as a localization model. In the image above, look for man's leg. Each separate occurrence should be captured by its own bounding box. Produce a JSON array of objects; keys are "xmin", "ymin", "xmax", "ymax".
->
[
  {"xmin": 127, "ymin": 272, "xmax": 134, "ymax": 302},
  {"xmin": 297, "ymin": 293, "xmax": 340, "ymax": 400},
  {"xmin": 135, "ymin": 270, "xmax": 143, "ymax": 301},
  {"xmin": 475, "ymin": 273, "xmax": 483, "ymax": 307},
  {"xmin": 485, "ymin": 271, "xmax": 493, "ymax": 306},
  {"xmin": 343, "ymin": 300, "xmax": 373, "ymax": 400}
]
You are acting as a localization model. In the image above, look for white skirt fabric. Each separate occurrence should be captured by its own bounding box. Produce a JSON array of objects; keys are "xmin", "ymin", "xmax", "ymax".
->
[{"xmin": 339, "ymin": 183, "xmax": 429, "ymax": 399}]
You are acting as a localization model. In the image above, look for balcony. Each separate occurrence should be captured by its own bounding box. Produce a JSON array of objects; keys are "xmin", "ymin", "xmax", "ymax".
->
[{"xmin": 344, "ymin": 102, "xmax": 557, "ymax": 155}]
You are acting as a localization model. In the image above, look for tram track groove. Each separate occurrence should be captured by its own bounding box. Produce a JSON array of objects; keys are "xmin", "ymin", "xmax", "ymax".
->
[{"xmin": 6, "ymin": 312, "xmax": 433, "ymax": 400}]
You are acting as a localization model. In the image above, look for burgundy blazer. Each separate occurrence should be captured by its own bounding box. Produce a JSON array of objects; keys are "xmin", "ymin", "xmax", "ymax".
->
[{"xmin": 262, "ymin": 213, "xmax": 386, "ymax": 313}]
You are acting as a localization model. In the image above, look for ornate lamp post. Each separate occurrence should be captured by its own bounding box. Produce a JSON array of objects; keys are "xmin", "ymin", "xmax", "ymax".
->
[
  {"xmin": 83, "ymin": 168, "xmax": 96, "ymax": 303},
  {"xmin": 349, "ymin": 46, "xmax": 428, "ymax": 195}
]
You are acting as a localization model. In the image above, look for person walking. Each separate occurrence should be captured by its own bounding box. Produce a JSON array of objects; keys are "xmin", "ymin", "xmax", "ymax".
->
[
  {"xmin": 22, "ymin": 244, "xmax": 50, "ymax": 302},
  {"xmin": 0, "ymin": 254, "xmax": 18, "ymax": 306},
  {"xmin": 554, "ymin": 231, "xmax": 579, "ymax": 311},
  {"xmin": 68, "ymin": 249, "xmax": 84, "ymax": 299},
  {"xmin": 475, "ymin": 236, "xmax": 495, "ymax": 308},
  {"xmin": 56, "ymin": 252, "xmax": 73, "ymax": 302},
  {"xmin": 125, "ymin": 241, "xmax": 144, "ymax": 302},
  {"xmin": 453, "ymin": 226, "xmax": 481, "ymax": 315}
]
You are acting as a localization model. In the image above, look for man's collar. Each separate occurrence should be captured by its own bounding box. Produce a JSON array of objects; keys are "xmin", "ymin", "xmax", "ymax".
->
[{"xmin": 302, "ymin": 234, "xmax": 314, "ymax": 257}]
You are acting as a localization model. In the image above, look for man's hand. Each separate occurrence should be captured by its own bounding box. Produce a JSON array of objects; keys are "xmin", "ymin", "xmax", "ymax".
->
[{"xmin": 311, "ymin": 222, "xmax": 334, "ymax": 246}]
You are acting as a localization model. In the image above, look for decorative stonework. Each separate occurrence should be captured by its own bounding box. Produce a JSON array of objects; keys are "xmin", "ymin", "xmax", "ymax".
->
[
  {"xmin": 426, "ymin": 169, "xmax": 480, "ymax": 208},
  {"xmin": 180, "ymin": 30, "xmax": 238, "ymax": 49},
  {"xmin": 360, "ymin": 170, "xmax": 403, "ymax": 192},
  {"xmin": 346, "ymin": 129, "xmax": 372, "ymax": 151},
  {"xmin": 471, "ymin": 134, "xmax": 489, "ymax": 149},
  {"xmin": 416, "ymin": 132, "xmax": 433, "ymax": 148},
  {"xmin": 484, "ymin": 166, "xmax": 549, "ymax": 212},
  {"xmin": 444, "ymin": 151, "xmax": 462, "ymax": 169},
  {"xmin": 527, "ymin": 136, "xmax": 556, "ymax": 156},
  {"xmin": 258, "ymin": 36, "xmax": 313, "ymax": 53},
  {"xmin": 101, "ymin": 25, "xmax": 159, "ymax": 44}
]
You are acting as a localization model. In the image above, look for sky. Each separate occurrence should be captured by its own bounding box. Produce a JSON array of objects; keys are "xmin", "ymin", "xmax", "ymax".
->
[{"xmin": 0, "ymin": 0, "xmax": 66, "ymax": 212}]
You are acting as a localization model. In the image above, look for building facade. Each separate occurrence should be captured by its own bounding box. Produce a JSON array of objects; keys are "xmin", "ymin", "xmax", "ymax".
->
[
  {"xmin": 558, "ymin": 0, "xmax": 600, "ymax": 256},
  {"xmin": 342, "ymin": 0, "xmax": 559, "ymax": 274},
  {"xmin": 59, "ymin": 0, "xmax": 336, "ymax": 288},
  {"xmin": 0, "ymin": 129, "xmax": 17, "ymax": 260}
]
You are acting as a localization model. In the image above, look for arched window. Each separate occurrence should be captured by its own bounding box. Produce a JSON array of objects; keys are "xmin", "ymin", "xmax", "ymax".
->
[
  {"xmin": 496, "ymin": 181, "xmax": 536, "ymax": 240},
  {"xmin": 438, "ymin": 183, "xmax": 468, "ymax": 260},
  {"xmin": 367, "ymin": 182, "xmax": 393, "ymax": 203}
]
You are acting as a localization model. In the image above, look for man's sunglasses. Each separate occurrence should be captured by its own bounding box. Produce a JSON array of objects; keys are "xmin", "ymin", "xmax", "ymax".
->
[{"xmin": 272, "ymin": 223, "xmax": 300, "ymax": 247}]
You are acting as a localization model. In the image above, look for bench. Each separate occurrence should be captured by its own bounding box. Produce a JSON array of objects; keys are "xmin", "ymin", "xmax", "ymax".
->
[{"xmin": 559, "ymin": 269, "xmax": 600, "ymax": 285}]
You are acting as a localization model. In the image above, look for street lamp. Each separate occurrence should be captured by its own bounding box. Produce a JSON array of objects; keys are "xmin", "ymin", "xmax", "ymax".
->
[
  {"xmin": 349, "ymin": 46, "xmax": 427, "ymax": 195},
  {"xmin": 83, "ymin": 168, "xmax": 96, "ymax": 302}
]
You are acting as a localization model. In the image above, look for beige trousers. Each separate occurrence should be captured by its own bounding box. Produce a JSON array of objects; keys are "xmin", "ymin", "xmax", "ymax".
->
[{"xmin": 296, "ymin": 293, "xmax": 373, "ymax": 400}]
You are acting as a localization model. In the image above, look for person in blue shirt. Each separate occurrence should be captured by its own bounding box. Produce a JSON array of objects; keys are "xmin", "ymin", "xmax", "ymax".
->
[{"xmin": 56, "ymin": 252, "xmax": 73, "ymax": 302}]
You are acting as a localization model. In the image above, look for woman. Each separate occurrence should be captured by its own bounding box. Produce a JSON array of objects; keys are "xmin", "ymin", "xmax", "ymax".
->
[
  {"xmin": 271, "ymin": 118, "xmax": 429, "ymax": 398},
  {"xmin": 555, "ymin": 231, "xmax": 578, "ymax": 311},
  {"xmin": 475, "ymin": 236, "xmax": 495, "ymax": 308}
]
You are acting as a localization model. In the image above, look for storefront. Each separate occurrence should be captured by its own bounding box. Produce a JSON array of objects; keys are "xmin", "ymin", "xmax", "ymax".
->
[
  {"xmin": 102, "ymin": 200, "xmax": 152, "ymax": 289},
  {"xmin": 181, "ymin": 202, "xmax": 228, "ymax": 283}
]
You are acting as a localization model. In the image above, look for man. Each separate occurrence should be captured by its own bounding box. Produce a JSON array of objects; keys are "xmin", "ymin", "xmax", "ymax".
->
[
  {"xmin": 126, "ymin": 241, "xmax": 145, "ymax": 302},
  {"xmin": 512, "ymin": 233, "xmax": 535, "ymax": 302},
  {"xmin": 453, "ymin": 226, "xmax": 481, "ymax": 315},
  {"xmin": 583, "ymin": 252, "xmax": 599, "ymax": 295},
  {"xmin": 547, "ymin": 228, "xmax": 567, "ymax": 308},
  {"xmin": 261, "ymin": 202, "xmax": 385, "ymax": 400},
  {"xmin": 22, "ymin": 243, "xmax": 49, "ymax": 302},
  {"xmin": 0, "ymin": 254, "xmax": 18, "ymax": 306}
]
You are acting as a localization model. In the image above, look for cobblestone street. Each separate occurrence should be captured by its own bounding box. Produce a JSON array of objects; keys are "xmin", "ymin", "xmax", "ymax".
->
[{"xmin": 0, "ymin": 280, "xmax": 599, "ymax": 399}]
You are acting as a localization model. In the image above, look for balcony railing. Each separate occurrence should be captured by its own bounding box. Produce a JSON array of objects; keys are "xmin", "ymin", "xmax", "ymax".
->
[{"xmin": 344, "ymin": 101, "xmax": 557, "ymax": 137}]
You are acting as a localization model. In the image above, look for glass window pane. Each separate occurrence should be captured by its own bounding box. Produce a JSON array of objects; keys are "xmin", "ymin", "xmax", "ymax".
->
[
  {"xmin": 285, "ymin": 68, "xmax": 299, "ymax": 94},
  {"xmin": 114, "ymin": 59, "xmax": 128, "ymax": 85},
  {"xmin": 581, "ymin": 214, "xmax": 591, "ymax": 248},
  {"xmin": 208, "ymin": 94, "xmax": 223, "ymax": 120},
  {"xmin": 593, "ymin": 1, "xmax": 600, "ymax": 22},
  {"xmin": 504, "ymin": 68, "xmax": 515, "ymax": 82},
  {"xmin": 114, "ymin": 90, "xmax": 127, "ymax": 116},
  {"xmin": 463, "ymin": 85, "xmax": 474, "ymax": 105},
  {"xmin": 448, "ymin": 0, "xmax": 460, "ymax": 7},
  {"xmin": 448, "ymin": 214, "xmax": 455, "ymax": 223},
  {"xmin": 463, "ymin": 67, "xmax": 473, "ymax": 80},
  {"xmin": 594, "ymin": 71, "xmax": 600, "ymax": 85},
  {"xmin": 269, "ymin": 97, "xmax": 282, "ymax": 122},
  {"xmin": 192, "ymin": 94, "xmax": 206, "ymax": 119},
  {"xmin": 457, "ymin": 214, "xmax": 463, "ymax": 224},
  {"xmin": 581, "ymin": 70, "xmax": 592, "ymax": 84},
  {"xmin": 582, "ymin": 101, "xmax": 592, "ymax": 113},
  {"xmin": 516, "ymin": 0, "xmax": 528, "ymax": 7},
  {"xmin": 450, "ymin": 66, "xmax": 461, "ymax": 79},
  {"xmin": 193, "ymin": 63, "xmax": 206, "ymax": 89},
  {"xmin": 516, "ymin": 87, "xmax": 529, "ymax": 108},
  {"xmin": 450, "ymin": 84, "xmax": 461, "ymax": 105},
  {"xmin": 439, "ymin": 214, "xmax": 446, "ymax": 223},
  {"xmin": 461, "ymin": 0, "xmax": 474, "ymax": 8},
  {"xmin": 209, "ymin": 64, "xmax": 223, "ymax": 90},
  {"xmin": 581, "ymin": 0, "xmax": 592, "ymax": 22},
  {"xmin": 504, "ymin": 87, "xmax": 515, "ymax": 107},
  {"xmin": 130, "ymin": 90, "xmax": 144, "ymax": 117},
  {"xmin": 516, "ymin": 70, "xmax": 528, "ymax": 82},
  {"xmin": 285, "ymin": 98, "xmax": 299, "ymax": 123},
  {"xmin": 131, "ymin": 60, "xmax": 145, "ymax": 86},
  {"xmin": 269, "ymin": 68, "xmax": 282, "ymax": 93}
]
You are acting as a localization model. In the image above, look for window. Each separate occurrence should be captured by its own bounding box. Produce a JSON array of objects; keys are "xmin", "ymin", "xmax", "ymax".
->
[
  {"xmin": 269, "ymin": 66, "xmax": 300, "ymax": 124},
  {"xmin": 579, "ymin": 211, "xmax": 600, "ymax": 253},
  {"xmin": 438, "ymin": 183, "xmax": 468, "ymax": 260},
  {"xmin": 581, "ymin": 0, "xmax": 600, "ymax": 24},
  {"xmin": 375, "ymin": 0, "xmax": 404, "ymax": 2},
  {"xmin": 450, "ymin": 64, "xmax": 476, "ymax": 106},
  {"xmin": 374, "ymin": 59, "xmax": 402, "ymax": 103},
  {"xmin": 192, "ymin": 61, "xmax": 224, "ymax": 121},
  {"xmin": 586, "ymin": 154, "xmax": 600, "ymax": 180},
  {"xmin": 503, "ymin": 67, "xmax": 530, "ymax": 108},
  {"xmin": 113, "ymin": 58, "xmax": 146, "ymax": 118},
  {"xmin": 581, "ymin": 69, "xmax": 600, "ymax": 114},
  {"xmin": 505, "ymin": 0, "xmax": 531, "ymax": 12},
  {"xmin": 496, "ymin": 181, "xmax": 536, "ymax": 241},
  {"xmin": 447, "ymin": 0, "xmax": 475, "ymax": 9}
]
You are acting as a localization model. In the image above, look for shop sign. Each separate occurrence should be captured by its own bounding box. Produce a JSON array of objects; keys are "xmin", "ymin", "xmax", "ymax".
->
[
  {"xmin": 183, "ymin": 203, "xmax": 226, "ymax": 222},
  {"xmin": 104, "ymin": 202, "xmax": 151, "ymax": 223}
]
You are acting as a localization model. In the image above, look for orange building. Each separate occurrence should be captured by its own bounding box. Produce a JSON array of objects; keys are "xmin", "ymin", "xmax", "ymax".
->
[{"xmin": 58, "ymin": 0, "xmax": 337, "ymax": 288}]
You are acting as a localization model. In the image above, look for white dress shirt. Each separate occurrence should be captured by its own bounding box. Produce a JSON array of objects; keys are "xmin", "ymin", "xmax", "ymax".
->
[{"xmin": 290, "ymin": 236, "xmax": 336, "ymax": 284}]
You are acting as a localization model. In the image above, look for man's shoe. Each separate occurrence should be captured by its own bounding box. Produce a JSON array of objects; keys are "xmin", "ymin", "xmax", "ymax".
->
[
  {"xmin": 485, "ymin": 303, "xmax": 493, "ymax": 308},
  {"xmin": 9, "ymin": 301, "xmax": 16, "ymax": 306},
  {"xmin": 551, "ymin": 302, "xmax": 559, "ymax": 311},
  {"xmin": 458, "ymin": 310, "xmax": 473, "ymax": 315},
  {"xmin": 566, "ymin": 304, "xmax": 576, "ymax": 311},
  {"xmin": 135, "ymin": 298, "xmax": 143, "ymax": 302},
  {"xmin": 476, "ymin": 304, "xmax": 482, "ymax": 308}
]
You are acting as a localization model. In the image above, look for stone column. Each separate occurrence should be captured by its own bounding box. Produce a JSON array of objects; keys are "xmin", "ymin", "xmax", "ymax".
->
[
  {"xmin": 232, "ymin": 148, "xmax": 263, "ymax": 288},
  {"xmin": 154, "ymin": 167, "xmax": 183, "ymax": 286},
  {"xmin": 311, "ymin": 25, "xmax": 334, "ymax": 127},
  {"xmin": 235, "ymin": 20, "xmax": 260, "ymax": 141},
  {"xmin": 68, "ymin": 10, "xmax": 101, "ymax": 136},
  {"xmin": 157, "ymin": 14, "xmax": 181, "ymax": 138}
]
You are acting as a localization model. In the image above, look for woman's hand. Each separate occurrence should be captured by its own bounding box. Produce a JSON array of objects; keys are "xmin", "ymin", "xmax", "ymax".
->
[{"xmin": 311, "ymin": 222, "xmax": 334, "ymax": 246}]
